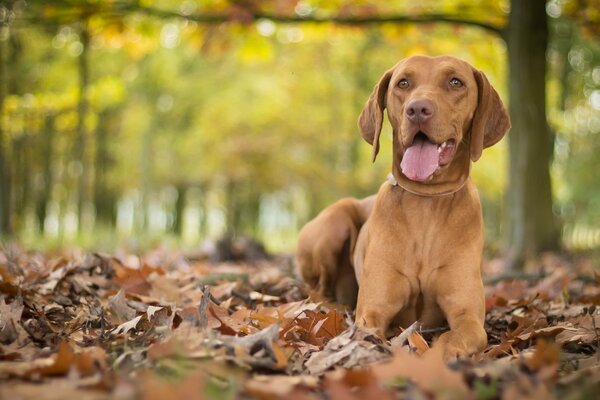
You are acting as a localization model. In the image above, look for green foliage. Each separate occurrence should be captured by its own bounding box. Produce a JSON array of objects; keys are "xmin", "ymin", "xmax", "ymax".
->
[{"xmin": 1, "ymin": 0, "xmax": 598, "ymax": 251}]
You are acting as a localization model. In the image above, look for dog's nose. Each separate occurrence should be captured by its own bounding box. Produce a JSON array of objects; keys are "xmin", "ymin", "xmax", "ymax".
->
[{"xmin": 406, "ymin": 99, "xmax": 434, "ymax": 122}]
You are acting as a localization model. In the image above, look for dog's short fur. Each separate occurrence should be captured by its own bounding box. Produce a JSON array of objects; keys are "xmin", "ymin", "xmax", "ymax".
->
[
  {"xmin": 296, "ymin": 196, "xmax": 375, "ymax": 307},
  {"xmin": 297, "ymin": 55, "xmax": 510, "ymax": 360}
]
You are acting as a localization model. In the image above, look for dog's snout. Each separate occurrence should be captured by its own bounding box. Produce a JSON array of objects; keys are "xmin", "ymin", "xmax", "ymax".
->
[{"xmin": 406, "ymin": 99, "xmax": 434, "ymax": 122}]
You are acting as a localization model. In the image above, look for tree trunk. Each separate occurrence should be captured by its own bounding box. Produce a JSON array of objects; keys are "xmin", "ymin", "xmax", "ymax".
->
[
  {"xmin": 198, "ymin": 186, "xmax": 208, "ymax": 239},
  {"xmin": 173, "ymin": 184, "xmax": 187, "ymax": 236},
  {"xmin": 13, "ymin": 133, "xmax": 29, "ymax": 230},
  {"xmin": 242, "ymin": 184, "xmax": 260, "ymax": 236},
  {"xmin": 0, "ymin": 31, "xmax": 11, "ymax": 235},
  {"xmin": 506, "ymin": 0, "xmax": 561, "ymax": 270},
  {"xmin": 35, "ymin": 114, "xmax": 55, "ymax": 232},
  {"xmin": 75, "ymin": 20, "xmax": 90, "ymax": 232},
  {"xmin": 93, "ymin": 110, "xmax": 117, "ymax": 226},
  {"xmin": 138, "ymin": 125, "xmax": 153, "ymax": 233}
]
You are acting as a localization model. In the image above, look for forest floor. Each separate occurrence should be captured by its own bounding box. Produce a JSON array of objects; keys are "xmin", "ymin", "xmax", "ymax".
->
[{"xmin": 0, "ymin": 245, "xmax": 599, "ymax": 399}]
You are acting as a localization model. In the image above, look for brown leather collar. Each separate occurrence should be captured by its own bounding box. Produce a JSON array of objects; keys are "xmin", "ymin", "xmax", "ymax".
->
[{"xmin": 388, "ymin": 139, "xmax": 471, "ymax": 197}]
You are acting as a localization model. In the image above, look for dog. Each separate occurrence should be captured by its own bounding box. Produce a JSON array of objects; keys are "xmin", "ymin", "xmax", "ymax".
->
[
  {"xmin": 355, "ymin": 55, "xmax": 510, "ymax": 359},
  {"xmin": 298, "ymin": 55, "xmax": 510, "ymax": 360},
  {"xmin": 296, "ymin": 196, "xmax": 375, "ymax": 307}
]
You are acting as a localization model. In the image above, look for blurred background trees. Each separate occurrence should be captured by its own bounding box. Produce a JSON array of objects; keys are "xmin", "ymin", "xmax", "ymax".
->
[{"xmin": 0, "ymin": 0, "xmax": 598, "ymax": 265}]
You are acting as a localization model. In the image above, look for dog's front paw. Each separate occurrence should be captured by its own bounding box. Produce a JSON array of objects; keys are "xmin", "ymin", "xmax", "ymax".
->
[
  {"xmin": 434, "ymin": 331, "xmax": 471, "ymax": 361},
  {"xmin": 355, "ymin": 310, "xmax": 387, "ymax": 339}
]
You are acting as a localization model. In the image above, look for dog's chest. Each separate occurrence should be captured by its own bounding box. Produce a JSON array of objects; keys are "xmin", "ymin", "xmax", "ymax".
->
[{"xmin": 371, "ymin": 183, "xmax": 483, "ymax": 272}]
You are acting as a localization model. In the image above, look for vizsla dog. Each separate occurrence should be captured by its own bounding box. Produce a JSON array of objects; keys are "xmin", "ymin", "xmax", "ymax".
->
[
  {"xmin": 296, "ymin": 196, "xmax": 375, "ymax": 307},
  {"xmin": 298, "ymin": 55, "xmax": 510, "ymax": 360}
]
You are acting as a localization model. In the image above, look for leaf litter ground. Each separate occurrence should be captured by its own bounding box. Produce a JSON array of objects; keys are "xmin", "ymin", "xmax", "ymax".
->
[{"xmin": 0, "ymin": 246, "xmax": 599, "ymax": 399}]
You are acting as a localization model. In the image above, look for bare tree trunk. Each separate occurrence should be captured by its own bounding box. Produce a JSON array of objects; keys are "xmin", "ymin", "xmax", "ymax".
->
[
  {"xmin": 242, "ymin": 183, "xmax": 260, "ymax": 237},
  {"xmin": 13, "ymin": 133, "xmax": 29, "ymax": 230},
  {"xmin": 506, "ymin": 0, "xmax": 561, "ymax": 270},
  {"xmin": 74, "ymin": 20, "xmax": 90, "ymax": 232},
  {"xmin": 225, "ymin": 179, "xmax": 239, "ymax": 238},
  {"xmin": 173, "ymin": 184, "xmax": 187, "ymax": 236},
  {"xmin": 198, "ymin": 186, "xmax": 208, "ymax": 239},
  {"xmin": 0, "ymin": 30, "xmax": 10, "ymax": 235},
  {"xmin": 93, "ymin": 109, "xmax": 117, "ymax": 226},
  {"xmin": 35, "ymin": 115, "xmax": 55, "ymax": 232},
  {"xmin": 138, "ymin": 126, "xmax": 153, "ymax": 233}
]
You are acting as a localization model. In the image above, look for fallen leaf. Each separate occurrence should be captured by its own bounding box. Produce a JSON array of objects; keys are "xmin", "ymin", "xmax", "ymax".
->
[
  {"xmin": 112, "ymin": 315, "xmax": 143, "ymax": 335},
  {"xmin": 245, "ymin": 374, "xmax": 318, "ymax": 398},
  {"xmin": 371, "ymin": 347, "xmax": 469, "ymax": 397},
  {"xmin": 108, "ymin": 289, "xmax": 137, "ymax": 322},
  {"xmin": 0, "ymin": 297, "xmax": 27, "ymax": 345}
]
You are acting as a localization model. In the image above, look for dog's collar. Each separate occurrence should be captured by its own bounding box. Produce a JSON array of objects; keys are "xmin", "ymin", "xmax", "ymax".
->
[
  {"xmin": 387, "ymin": 171, "xmax": 469, "ymax": 197},
  {"xmin": 387, "ymin": 141, "xmax": 472, "ymax": 197}
]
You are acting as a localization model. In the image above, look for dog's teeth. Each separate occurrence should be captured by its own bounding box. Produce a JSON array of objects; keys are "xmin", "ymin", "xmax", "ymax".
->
[{"xmin": 440, "ymin": 141, "xmax": 448, "ymax": 149}]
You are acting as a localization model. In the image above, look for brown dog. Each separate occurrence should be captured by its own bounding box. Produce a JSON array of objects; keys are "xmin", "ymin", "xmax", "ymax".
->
[
  {"xmin": 296, "ymin": 196, "xmax": 375, "ymax": 307},
  {"xmin": 354, "ymin": 55, "xmax": 510, "ymax": 359}
]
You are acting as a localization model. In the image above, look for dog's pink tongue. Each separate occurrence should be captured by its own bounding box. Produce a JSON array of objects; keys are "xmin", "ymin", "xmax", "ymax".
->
[{"xmin": 400, "ymin": 137, "xmax": 439, "ymax": 182}]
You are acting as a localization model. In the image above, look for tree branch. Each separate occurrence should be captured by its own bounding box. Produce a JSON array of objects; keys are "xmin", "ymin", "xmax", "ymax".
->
[
  {"xmin": 133, "ymin": 6, "xmax": 505, "ymax": 37},
  {"xmin": 15, "ymin": 3, "xmax": 505, "ymax": 38}
]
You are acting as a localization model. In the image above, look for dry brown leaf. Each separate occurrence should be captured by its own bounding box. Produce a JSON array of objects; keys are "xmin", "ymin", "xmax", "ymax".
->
[
  {"xmin": 325, "ymin": 369, "xmax": 395, "ymax": 400},
  {"xmin": 112, "ymin": 315, "xmax": 143, "ymax": 335},
  {"xmin": 112, "ymin": 261, "xmax": 151, "ymax": 295},
  {"xmin": 371, "ymin": 347, "xmax": 469, "ymax": 397},
  {"xmin": 525, "ymin": 339, "xmax": 560, "ymax": 381},
  {"xmin": 0, "ymin": 379, "xmax": 109, "ymax": 400},
  {"xmin": 245, "ymin": 374, "xmax": 318, "ymax": 398},
  {"xmin": 556, "ymin": 314, "xmax": 600, "ymax": 345},
  {"xmin": 0, "ymin": 297, "xmax": 27, "ymax": 346},
  {"xmin": 140, "ymin": 369, "xmax": 206, "ymax": 400},
  {"xmin": 408, "ymin": 331, "xmax": 430, "ymax": 355},
  {"xmin": 304, "ymin": 326, "xmax": 389, "ymax": 375},
  {"xmin": 108, "ymin": 289, "xmax": 136, "ymax": 322},
  {"xmin": 26, "ymin": 341, "xmax": 107, "ymax": 378}
]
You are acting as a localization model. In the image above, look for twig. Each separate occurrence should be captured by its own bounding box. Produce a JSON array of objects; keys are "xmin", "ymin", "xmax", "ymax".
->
[
  {"xmin": 390, "ymin": 321, "xmax": 420, "ymax": 347},
  {"xmin": 419, "ymin": 325, "xmax": 450, "ymax": 334},
  {"xmin": 198, "ymin": 286, "xmax": 210, "ymax": 329},
  {"xmin": 507, "ymin": 293, "xmax": 540, "ymax": 314},
  {"xmin": 231, "ymin": 290, "xmax": 252, "ymax": 303},
  {"xmin": 484, "ymin": 272, "xmax": 547, "ymax": 285}
]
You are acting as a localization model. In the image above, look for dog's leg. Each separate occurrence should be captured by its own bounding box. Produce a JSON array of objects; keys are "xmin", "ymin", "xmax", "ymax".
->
[
  {"xmin": 430, "ymin": 266, "xmax": 487, "ymax": 360},
  {"xmin": 316, "ymin": 261, "xmax": 334, "ymax": 299},
  {"xmin": 355, "ymin": 264, "xmax": 411, "ymax": 338},
  {"xmin": 334, "ymin": 261, "xmax": 358, "ymax": 308}
]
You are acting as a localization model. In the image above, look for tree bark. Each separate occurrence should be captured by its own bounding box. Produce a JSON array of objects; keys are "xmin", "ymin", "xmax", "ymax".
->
[
  {"xmin": 225, "ymin": 179, "xmax": 239, "ymax": 238},
  {"xmin": 35, "ymin": 114, "xmax": 55, "ymax": 232},
  {"xmin": 0, "ymin": 30, "xmax": 10, "ymax": 235},
  {"xmin": 506, "ymin": 0, "xmax": 561, "ymax": 270},
  {"xmin": 93, "ymin": 110, "xmax": 117, "ymax": 226},
  {"xmin": 173, "ymin": 184, "xmax": 187, "ymax": 236},
  {"xmin": 13, "ymin": 132, "xmax": 29, "ymax": 230},
  {"xmin": 75, "ymin": 20, "xmax": 90, "ymax": 232}
]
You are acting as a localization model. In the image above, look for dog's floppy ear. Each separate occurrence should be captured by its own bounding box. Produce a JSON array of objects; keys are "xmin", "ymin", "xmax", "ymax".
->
[
  {"xmin": 470, "ymin": 69, "xmax": 511, "ymax": 161},
  {"xmin": 358, "ymin": 69, "xmax": 393, "ymax": 162}
]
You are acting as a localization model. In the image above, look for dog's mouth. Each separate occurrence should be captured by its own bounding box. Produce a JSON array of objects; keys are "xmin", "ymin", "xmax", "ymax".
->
[{"xmin": 400, "ymin": 132, "xmax": 456, "ymax": 182}]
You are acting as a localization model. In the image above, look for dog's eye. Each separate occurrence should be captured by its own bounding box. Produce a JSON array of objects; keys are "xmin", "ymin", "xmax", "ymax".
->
[
  {"xmin": 398, "ymin": 79, "xmax": 410, "ymax": 89},
  {"xmin": 450, "ymin": 78, "xmax": 463, "ymax": 87}
]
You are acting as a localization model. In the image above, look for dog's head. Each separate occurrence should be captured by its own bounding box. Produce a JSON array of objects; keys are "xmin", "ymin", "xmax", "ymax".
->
[{"xmin": 358, "ymin": 55, "xmax": 510, "ymax": 183}]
